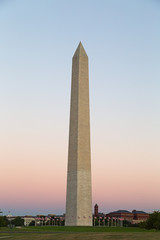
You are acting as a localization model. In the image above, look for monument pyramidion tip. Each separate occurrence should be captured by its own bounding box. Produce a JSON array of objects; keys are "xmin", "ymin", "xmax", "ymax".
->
[{"xmin": 73, "ymin": 42, "xmax": 88, "ymax": 57}]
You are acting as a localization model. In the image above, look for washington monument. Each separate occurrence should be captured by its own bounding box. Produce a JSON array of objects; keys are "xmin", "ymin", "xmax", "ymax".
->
[{"xmin": 65, "ymin": 42, "xmax": 92, "ymax": 226}]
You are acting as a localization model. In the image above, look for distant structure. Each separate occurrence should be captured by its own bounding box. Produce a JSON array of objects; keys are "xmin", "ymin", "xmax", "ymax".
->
[
  {"xmin": 132, "ymin": 210, "xmax": 149, "ymax": 222},
  {"xmin": 94, "ymin": 204, "xmax": 98, "ymax": 217},
  {"xmin": 65, "ymin": 42, "xmax": 92, "ymax": 226},
  {"xmin": 106, "ymin": 209, "xmax": 149, "ymax": 223},
  {"xmin": 106, "ymin": 210, "xmax": 133, "ymax": 221},
  {"xmin": 93, "ymin": 203, "xmax": 105, "ymax": 218}
]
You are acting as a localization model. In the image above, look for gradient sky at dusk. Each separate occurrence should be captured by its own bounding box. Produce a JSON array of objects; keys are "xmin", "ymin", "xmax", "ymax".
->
[{"xmin": 0, "ymin": 0, "xmax": 160, "ymax": 216}]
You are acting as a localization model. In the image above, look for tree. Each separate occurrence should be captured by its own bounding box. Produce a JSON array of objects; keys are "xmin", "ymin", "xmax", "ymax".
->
[
  {"xmin": 146, "ymin": 211, "xmax": 160, "ymax": 230},
  {"xmin": 123, "ymin": 220, "xmax": 131, "ymax": 227},
  {"xmin": 29, "ymin": 221, "xmax": 35, "ymax": 226},
  {"xmin": 0, "ymin": 216, "xmax": 9, "ymax": 227},
  {"xmin": 138, "ymin": 221, "xmax": 147, "ymax": 229},
  {"xmin": 11, "ymin": 217, "xmax": 24, "ymax": 226}
]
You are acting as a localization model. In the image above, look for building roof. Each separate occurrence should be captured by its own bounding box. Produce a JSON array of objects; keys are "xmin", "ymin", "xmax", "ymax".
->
[
  {"xmin": 132, "ymin": 210, "xmax": 147, "ymax": 214},
  {"xmin": 109, "ymin": 210, "xmax": 132, "ymax": 214}
]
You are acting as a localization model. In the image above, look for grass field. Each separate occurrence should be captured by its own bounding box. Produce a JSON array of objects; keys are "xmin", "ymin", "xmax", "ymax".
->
[
  {"xmin": 0, "ymin": 226, "xmax": 160, "ymax": 240},
  {"xmin": 0, "ymin": 226, "xmax": 155, "ymax": 232}
]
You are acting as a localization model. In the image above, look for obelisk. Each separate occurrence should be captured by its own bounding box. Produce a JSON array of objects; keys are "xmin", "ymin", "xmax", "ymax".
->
[{"xmin": 65, "ymin": 42, "xmax": 92, "ymax": 226}]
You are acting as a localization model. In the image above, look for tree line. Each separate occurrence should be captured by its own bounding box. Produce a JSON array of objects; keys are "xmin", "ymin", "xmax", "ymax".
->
[
  {"xmin": 0, "ymin": 216, "xmax": 24, "ymax": 227},
  {"xmin": 1, "ymin": 212, "xmax": 160, "ymax": 230}
]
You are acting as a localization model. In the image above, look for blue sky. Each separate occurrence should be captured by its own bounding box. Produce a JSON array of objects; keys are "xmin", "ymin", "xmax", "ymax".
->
[{"xmin": 0, "ymin": 0, "xmax": 160, "ymax": 216}]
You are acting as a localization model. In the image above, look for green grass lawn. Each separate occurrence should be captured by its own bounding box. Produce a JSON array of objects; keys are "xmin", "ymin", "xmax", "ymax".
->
[
  {"xmin": 0, "ymin": 226, "xmax": 160, "ymax": 240},
  {"xmin": 24, "ymin": 226, "xmax": 156, "ymax": 232},
  {"xmin": 0, "ymin": 226, "xmax": 156, "ymax": 232}
]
